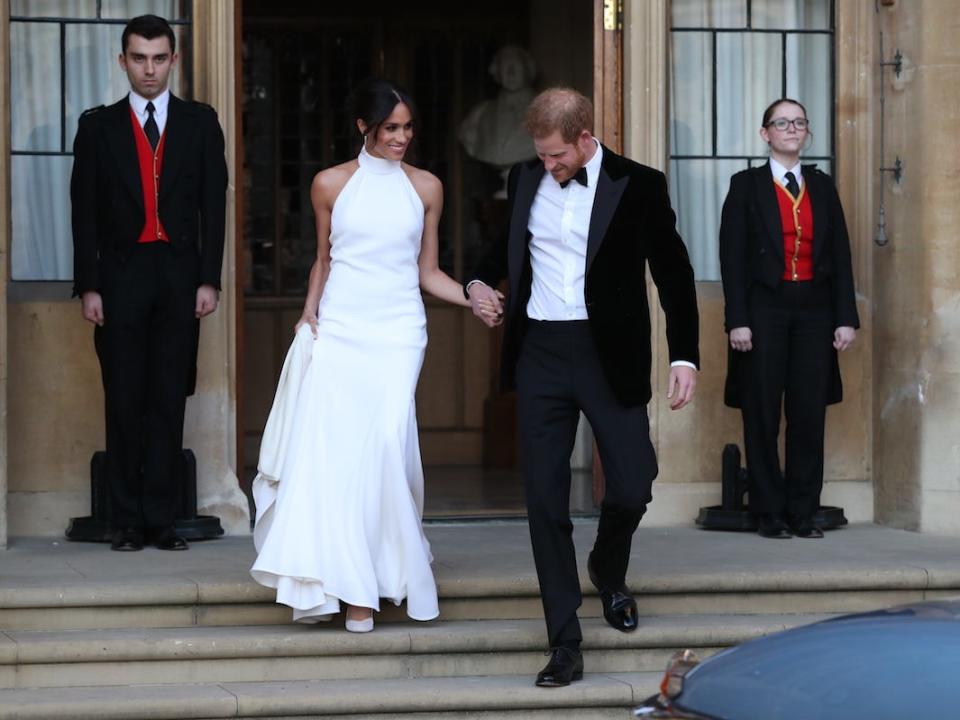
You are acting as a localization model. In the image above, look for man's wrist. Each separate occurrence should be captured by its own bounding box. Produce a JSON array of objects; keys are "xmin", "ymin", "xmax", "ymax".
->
[
  {"xmin": 670, "ymin": 360, "xmax": 697, "ymax": 370},
  {"xmin": 464, "ymin": 279, "xmax": 487, "ymax": 300}
]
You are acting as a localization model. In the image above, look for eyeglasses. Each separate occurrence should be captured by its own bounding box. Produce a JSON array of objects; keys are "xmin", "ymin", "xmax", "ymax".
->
[{"xmin": 766, "ymin": 117, "xmax": 809, "ymax": 131}]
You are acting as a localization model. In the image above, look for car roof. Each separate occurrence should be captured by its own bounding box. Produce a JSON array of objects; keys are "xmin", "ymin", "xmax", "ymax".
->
[{"xmin": 675, "ymin": 599, "xmax": 960, "ymax": 720}]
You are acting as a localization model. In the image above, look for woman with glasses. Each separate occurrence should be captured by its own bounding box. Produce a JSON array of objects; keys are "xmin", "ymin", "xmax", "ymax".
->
[{"xmin": 719, "ymin": 98, "xmax": 859, "ymax": 539}]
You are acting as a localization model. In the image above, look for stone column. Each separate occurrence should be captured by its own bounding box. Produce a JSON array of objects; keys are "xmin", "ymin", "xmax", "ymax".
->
[
  {"xmin": 185, "ymin": 2, "xmax": 249, "ymax": 533},
  {"xmin": 873, "ymin": 0, "xmax": 960, "ymax": 533},
  {"xmin": 0, "ymin": 0, "xmax": 10, "ymax": 549}
]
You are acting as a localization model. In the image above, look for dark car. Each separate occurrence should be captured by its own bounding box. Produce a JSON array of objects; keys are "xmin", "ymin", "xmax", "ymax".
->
[{"xmin": 635, "ymin": 599, "xmax": 960, "ymax": 720}]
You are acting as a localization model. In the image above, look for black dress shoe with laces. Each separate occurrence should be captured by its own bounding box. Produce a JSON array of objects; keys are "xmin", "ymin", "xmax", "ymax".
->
[
  {"xmin": 151, "ymin": 526, "xmax": 189, "ymax": 551},
  {"xmin": 757, "ymin": 513, "xmax": 792, "ymax": 539},
  {"xmin": 110, "ymin": 527, "xmax": 144, "ymax": 552},
  {"xmin": 588, "ymin": 553, "xmax": 638, "ymax": 632},
  {"xmin": 535, "ymin": 646, "xmax": 584, "ymax": 687},
  {"xmin": 793, "ymin": 517, "xmax": 824, "ymax": 538}
]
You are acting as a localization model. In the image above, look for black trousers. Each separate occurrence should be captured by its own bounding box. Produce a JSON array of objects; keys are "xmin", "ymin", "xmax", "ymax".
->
[
  {"xmin": 94, "ymin": 242, "xmax": 199, "ymax": 530},
  {"xmin": 739, "ymin": 281, "xmax": 833, "ymax": 519},
  {"xmin": 516, "ymin": 320, "xmax": 658, "ymax": 648}
]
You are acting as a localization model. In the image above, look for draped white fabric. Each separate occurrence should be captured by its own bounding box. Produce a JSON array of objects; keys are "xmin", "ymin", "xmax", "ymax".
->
[
  {"xmin": 9, "ymin": 1, "xmax": 184, "ymax": 280},
  {"xmin": 669, "ymin": 0, "xmax": 832, "ymax": 281}
]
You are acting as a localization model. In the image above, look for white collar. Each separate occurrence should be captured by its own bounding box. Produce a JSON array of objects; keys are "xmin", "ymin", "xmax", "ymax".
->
[
  {"xmin": 128, "ymin": 89, "xmax": 170, "ymax": 117},
  {"xmin": 769, "ymin": 157, "xmax": 803, "ymax": 188},
  {"xmin": 583, "ymin": 137, "xmax": 602, "ymax": 186}
]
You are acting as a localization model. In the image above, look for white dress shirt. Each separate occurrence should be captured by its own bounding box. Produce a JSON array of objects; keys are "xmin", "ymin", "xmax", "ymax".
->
[
  {"xmin": 467, "ymin": 137, "xmax": 695, "ymax": 370},
  {"xmin": 769, "ymin": 156, "xmax": 803, "ymax": 192},
  {"xmin": 128, "ymin": 89, "xmax": 170, "ymax": 136},
  {"xmin": 525, "ymin": 138, "xmax": 603, "ymax": 321}
]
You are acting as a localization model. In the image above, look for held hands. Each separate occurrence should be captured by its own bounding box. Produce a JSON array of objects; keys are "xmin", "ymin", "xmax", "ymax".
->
[
  {"xmin": 468, "ymin": 282, "xmax": 506, "ymax": 328},
  {"xmin": 834, "ymin": 326, "xmax": 856, "ymax": 351},
  {"xmin": 667, "ymin": 365, "xmax": 696, "ymax": 410},
  {"xmin": 729, "ymin": 326, "xmax": 752, "ymax": 352},
  {"xmin": 195, "ymin": 284, "xmax": 219, "ymax": 318},
  {"xmin": 81, "ymin": 291, "xmax": 105, "ymax": 326}
]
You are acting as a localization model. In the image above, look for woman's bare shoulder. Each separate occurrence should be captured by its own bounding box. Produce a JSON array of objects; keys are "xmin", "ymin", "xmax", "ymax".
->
[
  {"xmin": 404, "ymin": 165, "xmax": 443, "ymax": 204},
  {"xmin": 311, "ymin": 160, "xmax": 359, "ymax": 205}
]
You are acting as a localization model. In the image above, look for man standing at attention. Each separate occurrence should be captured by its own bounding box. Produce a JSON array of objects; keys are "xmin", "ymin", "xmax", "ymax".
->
[
  {"xmin": 71, "ymin": 15, "xmax": 228, "ymax": 552},
  {"xmin": 466, "ymin": 88, "xmax": 699, "ymax": 687}
]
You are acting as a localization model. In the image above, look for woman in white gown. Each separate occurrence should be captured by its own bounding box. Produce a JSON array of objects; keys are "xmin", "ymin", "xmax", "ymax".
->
[{"xmin": 250, "ymin": 79, "xmax": 501, "ymax": 632}]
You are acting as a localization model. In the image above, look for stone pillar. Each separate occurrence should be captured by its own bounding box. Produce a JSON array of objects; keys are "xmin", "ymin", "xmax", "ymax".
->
[
  {"xmin": 187, "ymin": 2, "xmax": 249, "ymax": 534},
  {"xmin": 873, "ymin": 0, "xmax": 960, "ymax": 533},
  {"xmin": 0, "ymin": 0, "xmax": 10, "ymax": 549}
]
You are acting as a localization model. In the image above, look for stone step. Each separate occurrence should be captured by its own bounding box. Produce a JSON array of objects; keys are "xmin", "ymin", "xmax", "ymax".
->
[
  {"xmin": 0, "ymin": 672, "xmax": 661, "ymax": 719},
  {"xmin": 0, "ymin": 572, "xmax": 942, "ymax": 632},
  {"xmin": 0, "ymin": 614, "xmax": 821, "ymax": 690}
]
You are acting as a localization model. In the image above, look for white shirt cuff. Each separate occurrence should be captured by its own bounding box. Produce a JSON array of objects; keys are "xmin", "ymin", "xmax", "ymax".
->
[{"xmin": 670, "ymin": 360, "xmax": 697, "ymax": 370}]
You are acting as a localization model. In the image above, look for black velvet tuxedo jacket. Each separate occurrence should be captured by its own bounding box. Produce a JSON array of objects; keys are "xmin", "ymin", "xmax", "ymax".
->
[
  {"xmin": 719, "ymin": 163, "xmax": 860, "ymax": 407},
  {"xmin": 471, "ymin": 146, "xmax": 700, "ymax": 408},
  {"xmin": 71, "ymin": 94, "xmax": 228, "ymax": 297}
]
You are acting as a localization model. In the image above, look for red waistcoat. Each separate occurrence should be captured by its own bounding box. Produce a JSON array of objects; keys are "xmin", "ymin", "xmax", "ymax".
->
[
  {"xmin": 129, "ymin": 106, "xmax": 169, "ymax": 244},
  {"xmin": 774, "ymin": 181, "xmax": 813, "ymax": 281}
]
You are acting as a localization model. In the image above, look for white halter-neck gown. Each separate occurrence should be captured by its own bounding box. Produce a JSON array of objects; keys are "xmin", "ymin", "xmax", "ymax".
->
[{"xmin": 250, "ymin": 146, "xmax": 439, "ymax": 623}]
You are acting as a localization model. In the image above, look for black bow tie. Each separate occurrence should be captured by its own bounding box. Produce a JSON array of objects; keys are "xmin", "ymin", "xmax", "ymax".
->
[{"xmin": 560, "ymin": 166, "xmax": 588, "ymax": 189}]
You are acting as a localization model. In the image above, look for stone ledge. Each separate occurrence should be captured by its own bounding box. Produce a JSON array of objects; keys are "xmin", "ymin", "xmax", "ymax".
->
[
  {"xmin": 3, "ymin": 615, "xmax": 822, "ymax": 666},
  {"xmin": 0, "ymin": 672, "xmax": 658, "ymax": 720}
]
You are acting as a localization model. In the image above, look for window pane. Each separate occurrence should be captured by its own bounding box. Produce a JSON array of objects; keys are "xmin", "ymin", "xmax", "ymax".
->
[
  {"xmin": 65, "ymin": 24, "xmax": 188, "ymax": 146},
  {"xmin": 10, "ymin": 22, "xmax": 61, "ymax": 152},
  {"xmin": 670, "ymin": 32, "xmax": 712, "ymax": 156},
  {"xmin": 786, "ymin": 33, "xmax": 832, "ymax": 158},
  {"xmin": 64, "ymin": 24, "xmax": 130, "ymax": 145},
  {"xmin": 101, "ymin": 0, "xmax": 186, "ymax": 20},
  {"xmin": 11, "ymin": 155, "xmax": 74, "ymax": 281},
  {"xmin": 10, "ymin": 0, "xmax": 96, "ymax": 17},
  {"xmin": 672, "ymin": 0, "xmax": 746, "ymax": 28},
  {"xmin": 753, "ymin": 0, "xmax": 832, "ymax": 30},
  {"xmin": 670, "ymin": 159, "xmax": 747, "ymax": 282},
  {"xmin": 716, "ymin": 32, "xmax": 781, "ymax": 156}
]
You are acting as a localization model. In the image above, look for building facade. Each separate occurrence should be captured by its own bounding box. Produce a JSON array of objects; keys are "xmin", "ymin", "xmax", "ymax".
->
[{"xmin": 1, "ymin": 0, "xmax": 957, "ymax": 546}]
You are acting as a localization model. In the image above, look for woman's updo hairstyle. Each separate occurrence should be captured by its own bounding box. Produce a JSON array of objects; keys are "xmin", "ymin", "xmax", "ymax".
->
[{"xmin": 348, "ymin": 78, "xmax": 419, "ymax": 159}]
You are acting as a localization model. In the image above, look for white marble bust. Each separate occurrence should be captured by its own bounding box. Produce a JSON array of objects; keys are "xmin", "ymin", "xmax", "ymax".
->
[{"xmin": 459, "ymin": 45, "xmax": 538, "ymax": 170}]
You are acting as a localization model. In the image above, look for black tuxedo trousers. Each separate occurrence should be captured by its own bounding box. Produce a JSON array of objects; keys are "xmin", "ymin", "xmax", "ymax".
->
[
  {"xmin": 94, "ymin": 242, "xmax": 200, "ymax": 529},
  {"xmin": 517, "ymin": 320, "xmax": 658, "ymax": 648},
  {"xmin": 739, "ymin": 281, "xmax": 833, "ymax": 518}
]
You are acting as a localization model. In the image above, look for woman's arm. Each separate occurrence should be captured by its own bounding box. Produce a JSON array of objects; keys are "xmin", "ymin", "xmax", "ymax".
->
[
  {"xmin": 718, "ymin": 173, "xmax": 751, "ymax": 337},
  {"xmin": 413, "ymin": 170, "xmax": 472, "ymax": 308},
  {"xmin": 297, "ymin": 168, "xmax": 345, "ymax": 334}
]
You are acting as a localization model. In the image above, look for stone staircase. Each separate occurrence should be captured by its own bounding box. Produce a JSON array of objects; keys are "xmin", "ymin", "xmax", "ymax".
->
[{"xmin": 1, "ymin": 522, "xmax": 959, "ymax": 718}]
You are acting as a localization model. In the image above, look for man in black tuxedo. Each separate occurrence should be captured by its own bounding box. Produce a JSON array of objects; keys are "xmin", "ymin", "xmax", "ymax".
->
[
  {"xmin": 71, "ymin": 15, "xmax": 227, "ymax": 552},
  {"xmin": 465, "ymin": 88, "xmax": 699, "ymax": 686}
]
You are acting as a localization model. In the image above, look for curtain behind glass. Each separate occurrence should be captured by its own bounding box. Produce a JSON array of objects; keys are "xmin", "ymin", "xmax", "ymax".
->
[{"xmin": 669, "ymin": 0, "xmax": 832, "ymax": 282}]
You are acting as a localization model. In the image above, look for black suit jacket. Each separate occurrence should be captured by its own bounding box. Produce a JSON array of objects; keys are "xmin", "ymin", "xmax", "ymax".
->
[
  {"xmin": 71, "ymin": 94, "xmax": 228, "ymax": 296},
  {"xmin": 470, "ymin": 145, "xmax": 699, "ymax": 407},
  {"xmin": 719, "ymin": 163, "xmax": 860, "ymax": 407}
]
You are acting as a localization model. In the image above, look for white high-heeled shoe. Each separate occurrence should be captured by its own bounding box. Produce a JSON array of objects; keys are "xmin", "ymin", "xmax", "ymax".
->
[{"xmin": 345, "ymin": 616, "xmax": 374, "ymax": 633}]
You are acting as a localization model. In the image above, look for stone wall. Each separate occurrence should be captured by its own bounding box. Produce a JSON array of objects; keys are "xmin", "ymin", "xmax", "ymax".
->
[{"xmin": 873, "ymin": 0, "xmax": 960, "ymax": 533}]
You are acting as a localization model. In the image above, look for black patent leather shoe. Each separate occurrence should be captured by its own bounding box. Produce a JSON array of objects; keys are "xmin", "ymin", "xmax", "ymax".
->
[
  {"xmin": 588, "ymin": 553, "xmax": 638, "ymax": 632},
  {"xmin": 757, "ymin": 513, "xmax": 792, "ymax": 539},
  {"xmin": 110, "ymin": 527, "xmax": 144, "ymax": 552},
  {"xmin": 793, "ymin": 517, "xmax": 824, "ymax": 538},
  {"xmin": 535, "ymin": 647, "xmax": 584, "ymax": 687},
  {"xmin": 152, "ymin": 527, "xmax": 189, "ymax": 551}
]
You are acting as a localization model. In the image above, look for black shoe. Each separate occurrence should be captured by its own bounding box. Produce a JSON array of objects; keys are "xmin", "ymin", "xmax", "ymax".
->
[
  {"xmin": 110, "ymin": 527, "xmax": 144, "ymax": 552},
  {"xmin": 535, "ymin": 647, "xmax": 584, "ymax": 687},
  {"xmin": 757, "ymin": 513, "xmax": 792, "ymax": 539},
  {"xmin": 152, "ymin": 526, "xmax": 189, "ymax": 551},
  {"xmin": 793, "ymin": 517, "xmax": 824, "ymax": 538},
  {"xmin": 588, "ymin": 553, "xmax": 638, "ymax": 632}
]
